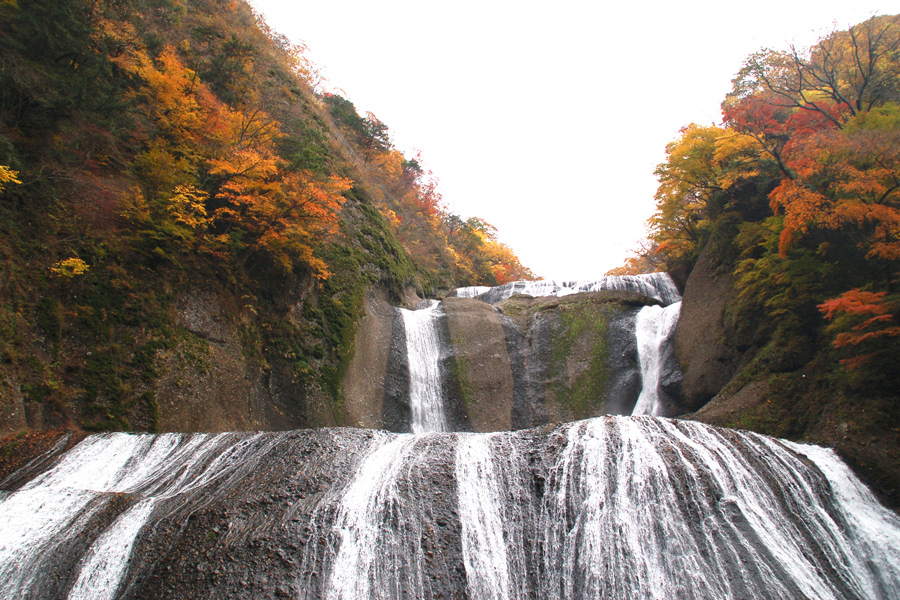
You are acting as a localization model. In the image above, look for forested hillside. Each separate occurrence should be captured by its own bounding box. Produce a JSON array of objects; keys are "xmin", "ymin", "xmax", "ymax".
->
[
  {"xmin": 0, "ymin": 0, "xmax": 532, "ymax": 435},
  {"xmin": 632, "ymin": 15, "xmax": 900, "ymax": 503}
]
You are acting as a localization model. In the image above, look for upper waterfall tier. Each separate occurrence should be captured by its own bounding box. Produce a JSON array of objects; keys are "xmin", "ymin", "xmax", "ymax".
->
[
  {"xmin": 398, "ymin": 300, "xmax": 448, "ymax": 434},
  {"xmin": 632, "ymin": 302, "xmax": 683, "ymax": 417},
  {"xmin": 450, "ymin": 273, "xmax": 682, "ymax": 306},
  {"xmin": 2, "ymin": 418, "xmax": 899, "ymax": 600}
]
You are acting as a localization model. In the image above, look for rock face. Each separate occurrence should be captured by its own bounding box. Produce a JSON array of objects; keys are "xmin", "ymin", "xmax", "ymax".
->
[
  {"xmin": 442, "ymin": 297, "xmax": 516, "ymax": 432},
  {"xmin": 495, "ymin": 291, "xmax": 650, "ymax": 425},
  {"xmin": 1, "ymin": 277, "xmax": 682, "ymax": 438},
  {"xmin": 341, "ymin": 288, "xmax": 401, "ymax": 429},
  {"xmin": 153, "ymin": 291, "xmax": 310, "ymax": 432},
  {"xmin": 673, "ymin": 241, "xmax": 744, "ymax": 411}
]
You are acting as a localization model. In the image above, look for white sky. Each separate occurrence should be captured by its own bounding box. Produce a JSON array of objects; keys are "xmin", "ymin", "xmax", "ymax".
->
[{"xmin": 249, "ymin": 0, "xmax": 890, "ymax": 280}]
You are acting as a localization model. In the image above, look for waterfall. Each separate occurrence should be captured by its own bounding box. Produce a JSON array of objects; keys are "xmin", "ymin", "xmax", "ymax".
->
[
  {"xmin": 451, "ymin": 285, "xmax": 492, "ymax": 299},
  {"xmin": 456, "ymin": 434, "xmax": 517, "ymax": 600},
  {"xmin": 450, "ymin": 273, "xmax": 682, "ymax": 307},
  {"xmin": 2, "ymin": 418, "xmax": 900, "ymax": 599},
  {"xmin": 2, "ymin": 277, "xmax": 897, "ymax": 600},
  {"xmin": 784, "ymin": 441, "xmax": 900, "ymax": 596},
  {"xmin": 538, "ymin": 417, "xmax": 900, "ymax": 599},
  {"xmin": 0, "ymin": 431, "xmax": 277, "ymax": 600},
  {"xmin": 67, "ymin": 499, "xmax": 159, "ymax": 600},
  {"xmin": 632, "ymin": 301, "xmax": 682, "ymax": 416},
  {"xmin": 325, "ymin": 433, "xmax": 422, "ymax": 600},
  {"xmin": 399, "ymin": 299, "xmax": 448, "ymax": 434}
]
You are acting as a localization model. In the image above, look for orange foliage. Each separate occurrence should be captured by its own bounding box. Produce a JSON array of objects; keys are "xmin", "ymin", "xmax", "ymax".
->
[
  {"xmin": 769, "ymin": 126, "xmax": 900, "ymax": 259},
  {"xmin": 819, "ymin": 289, "xmax": 900, "ymax": 368},
  {"xmin": 120, "ymin": 46, "xmax": 355, "ymax": 277}
]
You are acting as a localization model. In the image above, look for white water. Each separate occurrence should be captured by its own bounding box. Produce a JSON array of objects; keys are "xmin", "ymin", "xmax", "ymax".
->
[
  {"xmin": 325, "ymin": 433, "xmax": 422, "ymax": 600},
  {"xmin": 452, "ymin": 285, "xmax": 492, "ymax": 298},
  {"xmin": 452, "ymin": 273, "xmax": 682, "ymax": 306},
  {"xmin": 399, "ymin": 299, "xmax": 448, "ymax": 434},
  {"xmin": 0, "ymin": 432, "xmax": 273, "ymax": 599},
  {"xmin": 632, "ymin": 301, "xmax": 682, "ymax": 416},
  {"xmin": 536, "ymin": 416, "xmax": 900, "ymax": 599},
  {"xmin": 320, "ymin": 301, "xmax": 450, "ymax": 598},
  {"xmin": 0, "ymin": 434, "xmax": 159, "ymax": 598},
  {"xmin": 456, "ymin": 434, "xmax": 515, "ymax": 600},
  {"xmin": 2, "ymin": 418, "xmax": 900, "ymax": 599},
  {"xmin": 67, "ymin": 498, "xmax": 159, "ymax": 600},
  {"xmin": 783, "ymin": 441, "xmax": 900, "ymax": 597}
]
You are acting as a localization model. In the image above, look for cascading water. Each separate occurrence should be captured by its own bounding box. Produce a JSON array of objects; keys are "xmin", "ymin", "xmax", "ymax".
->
[
  {"xmin": 456, "ymin": 434, "xmax": 519, "ymax": 600},
  {"xmin": 2, "ymin": 418, "xmax": 900, "ymax": 599},
  {"xmin": 632, "ymin": 301, "xmax": 682, "ymax": 416},
  {"xmin": 536, "ymin": 417, "xmax": 900, "ymax": 599},
  {"xmin": 325, "ymin": 433, "xmax": 423, "ymax": 600},
  {"xmin": 67, "ymin": 498, "xmax": 159, "ymax": 600},
  {"xmin": 0, "ymin": 431, "xmax": 278, "ymax": 599},
  {"xmin": 315, "ymin": 300, "xmax": 451, "ymax": 598},
  {"xmin": 398, "ymin": 299, "xmax": 448, "ymax": 434},
  {"xmin": 451, "ymin": 273, "xmax": 682, "ymax": 307}
]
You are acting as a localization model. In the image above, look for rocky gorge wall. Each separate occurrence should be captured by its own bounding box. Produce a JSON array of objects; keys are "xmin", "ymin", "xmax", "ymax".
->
[{"xmin": 0, "ymin": 266, "xmax": 684, "ymax": 439}]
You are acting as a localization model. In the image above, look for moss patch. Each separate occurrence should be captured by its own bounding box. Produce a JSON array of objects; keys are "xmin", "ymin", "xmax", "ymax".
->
[{"xmin": 549, "ymin": 301, "xmax": 617, "ymax": 419}]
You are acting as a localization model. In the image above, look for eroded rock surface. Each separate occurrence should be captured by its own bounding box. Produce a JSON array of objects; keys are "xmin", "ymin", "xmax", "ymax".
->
[{"xmin": 673, "ymin": 242, "xmax": 743, "ymax": 411}]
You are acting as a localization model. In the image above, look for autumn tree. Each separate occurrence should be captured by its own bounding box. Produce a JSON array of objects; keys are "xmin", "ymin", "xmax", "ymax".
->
[
  {"xmin": 729, "ymin": 16, "xmax": 900, "ymax": 124},
  {"xmin": 0, "ymin": 165, "xmax": 20, "ymax": 192},
  {"xmin": 636, "ymin": 15, "xmax": 900, "ymax": 382},
  {"xmin": 768, "ymin": 113, "xmax": 900, "ymax": 259}
]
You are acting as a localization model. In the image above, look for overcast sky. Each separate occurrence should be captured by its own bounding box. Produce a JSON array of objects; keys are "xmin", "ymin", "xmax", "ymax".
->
[{"xmin": 249, "ymin": 0, "xmax": 889, "ymax": 280}]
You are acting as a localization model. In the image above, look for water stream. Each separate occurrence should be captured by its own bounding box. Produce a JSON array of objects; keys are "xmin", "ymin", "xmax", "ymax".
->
[
  {"xmin": 456, "ymin": 434, "xmax": 514, "ymax": 600},
  {"xmin": 1, "ymin": 418, "xmax": 899, "ymax": 599},
  {"xmin": 632, "ymin": 301, "xmax": 682, "ymax": 416},
  {"xmin": 398, "ymin": 299, "xmax": 448, "ymax": 434}
]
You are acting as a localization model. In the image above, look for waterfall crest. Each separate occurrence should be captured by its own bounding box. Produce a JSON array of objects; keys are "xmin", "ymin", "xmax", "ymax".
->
[{"xmin": 451, "ymin": 273, "xmax": 682, "ymax": 306}]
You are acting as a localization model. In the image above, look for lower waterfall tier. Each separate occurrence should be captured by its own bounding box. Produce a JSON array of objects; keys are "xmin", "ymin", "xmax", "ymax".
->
[{"xmin": 2, "ymin": 417, "xmax": 899, "ymax": 600}]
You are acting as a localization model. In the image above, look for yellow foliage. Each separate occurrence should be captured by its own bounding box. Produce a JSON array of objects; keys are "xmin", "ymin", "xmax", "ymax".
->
[
  {"xmin": 0, "ymin": 165, "xmax": 21, "ymax": 193},
  {"xmin": 50, "ymin": 258, "xmax": 90, "ymax": 278},
  {"xmin": 168, "ymin": 185, "xmax": 210, "ymax": 229},
  {"xmin": 713, "ymin": 132, "xmax": 762, "ymax": 187},
  {"xmin": 370, "ymin": 150, "xmax": 405, "ymax": 180},
  {"xmin": 132, "ymin": 141, "xmax": 194, "ymax": 201},
  {"xmin": 118, "ymin": 187, "xmax": 151, "ymax": 223}
]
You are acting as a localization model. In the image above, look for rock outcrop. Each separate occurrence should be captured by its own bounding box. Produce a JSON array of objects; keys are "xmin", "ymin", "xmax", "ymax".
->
[
  {"xmin": 496, "ymin": 291, "xmax": 650, "ymax": 425},
  {"xmin": 442, "ymin": 297, "xmax": 516, "ymax": 432},
  {"xmin": 154, "ymin": 291, "xmax": 311, "ymax": 432},
  {"xmin": 673, "ymin": 241, "xmax": 744, "ymax": 411},
  {"xmin": 341, "ymin": 287, "xmax": 403, "ymax": 429}
]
